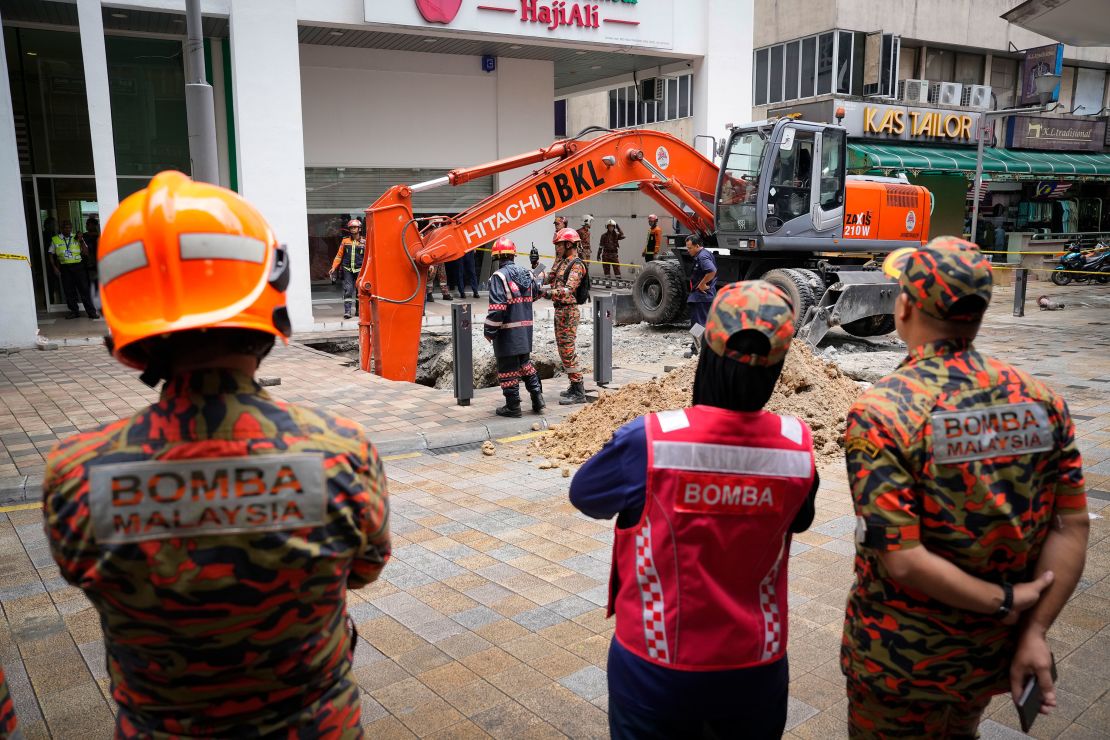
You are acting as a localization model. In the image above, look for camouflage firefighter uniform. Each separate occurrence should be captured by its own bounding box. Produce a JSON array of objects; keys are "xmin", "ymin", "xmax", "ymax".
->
[
  {"xmin": 0, "ymin": 666, "xmax": 17, "ymax": 738},
  {"xmin": 551, "ymin": 255, "xmax": 587, "ymax": 383},
  {"xmin": 427, "ymin": 264, "xmax": 451, "ymax": 300},
  {"xmin": 598, "ymin": 224, "xmax": 624, "ymax": 278},
  {"xmin": 485, "ymin": 256, "xmax": 544, "ymax": 414},
  {"xmin": 44, "ymin": 370, "xmax": 391, "ymax": 738},
  {"xmin": 577, "ymin": 223, "xmax": 592, "ymax": 268},
  {"xmin": 841, "ymin": 239, "xmax": 1086, "ymax": 737}
]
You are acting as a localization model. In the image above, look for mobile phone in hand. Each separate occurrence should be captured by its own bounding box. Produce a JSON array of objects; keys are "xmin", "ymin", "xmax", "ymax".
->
[{"xmin": 1016, "ymin": 653, "xmax": 1058, "ymax": 734}]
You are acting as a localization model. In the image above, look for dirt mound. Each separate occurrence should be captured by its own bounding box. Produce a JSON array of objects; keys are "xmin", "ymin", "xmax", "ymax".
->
[{"xmin": 536, "ymin": 343, "xmax": 861, "ymax": 466}]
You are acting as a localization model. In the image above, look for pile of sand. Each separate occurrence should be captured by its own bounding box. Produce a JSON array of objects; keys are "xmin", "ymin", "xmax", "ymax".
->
[{"xmin": 535, "ymin": 343, "xmax": 862, "ymax": 466}]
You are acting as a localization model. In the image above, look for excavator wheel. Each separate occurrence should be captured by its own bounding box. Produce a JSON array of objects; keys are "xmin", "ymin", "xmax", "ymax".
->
[
  {"xmin": 634, "ymin": 260, "xmax": 686, "ymax": 324},
  {"xmin": 841, "ymin": 314, "xmax": 897, "ymax": 337},
  {"xmin": 761, "ymin": 268, "xmax": 817, "ymax": 335}
]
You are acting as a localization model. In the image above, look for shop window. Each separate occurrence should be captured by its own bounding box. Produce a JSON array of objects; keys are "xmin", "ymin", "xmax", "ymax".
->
[
  {"xmin": 554, "ymin": 99, "xmax": 567, "ymax": 137},
  {"xmin": 769, "ymin": 44, "xmax": 784, "ymax": 104},
  {"xmin": 6, "ymin": 27, "xmax": 94, "ymax": 176},
  {"xmin": 106, "ymin": 36, "xmax": 189, "ymax": 176},
  {"xmin": 991, "ymin": 57, "xmax": 1018, "ymax": 109},
  {"xmin": 784, "ymin": 41, "xmax": 800, "ymax": 101},
  {"xmin": 954, "ymin": 52, "xmax": 984, "ymax": 87},
  {"xmin": 817, "ymin": 33, "xmax": 834, "ymax": 95},
  {"xmin": 851, "ymin": 32, "xmax": 866, "ymax": 96},
  {"xmin": 898, "ymin": 45, "xmax": 919, "ymax": 81},
  {"xmin": 607, "ymin": 74, "xmax": 695, "ymax": 129},
  {"xmin": 679, "ymin": 75, "xmax": 691, "ymax": 118},
  {"xmin": 820, "ymin": 129, "xmax": 845, "ymax": 210},
  {"xmin": 754, "ymin": 48, "xmax": 769, "ymax": 106},
  {"xmin": 924, "ymin": 48, "xmax": 955, "ymax": 83},
  {"xmin": 800, "ymin": 37, "xmax": 816, "ymax": 98},
  {"xmin": 1074, "ymin": 68, "xmax": 1106, "ymax": 115},
  {"xmin": 836, "ymin": 31, "xmax": 853, "ymax": 95}
]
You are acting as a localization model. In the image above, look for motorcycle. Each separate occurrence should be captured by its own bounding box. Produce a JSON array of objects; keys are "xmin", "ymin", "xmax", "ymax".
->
[{"xmin": 1051, "ymin": 242, "xmax": 1110, "ymax": 285}]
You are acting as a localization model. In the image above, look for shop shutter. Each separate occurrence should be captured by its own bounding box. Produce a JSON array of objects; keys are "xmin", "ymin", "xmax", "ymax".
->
[{"xmin": 305, "ymin": 167, "xmax": 495, "ymax": 214}]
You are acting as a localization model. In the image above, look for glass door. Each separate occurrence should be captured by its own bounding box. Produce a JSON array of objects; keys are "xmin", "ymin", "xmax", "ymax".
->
[{"xmin": 32, "ymin": 176, "xmax": 99, "ymax": 312}]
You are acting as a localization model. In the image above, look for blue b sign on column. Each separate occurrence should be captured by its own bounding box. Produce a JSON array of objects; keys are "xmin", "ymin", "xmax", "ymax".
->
[{"xmin": 482, "ymin": 55, "xmax": 496, "ymax": 73}]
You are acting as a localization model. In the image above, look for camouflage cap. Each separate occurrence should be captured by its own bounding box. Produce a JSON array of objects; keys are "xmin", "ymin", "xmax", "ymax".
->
[
  {"xmin": 703, "ymin": 281, "xmax": 794, "ymax": 367},
  {"xmin": 893, "ymin": 236, "xmax": 993, "ymax": 322}
]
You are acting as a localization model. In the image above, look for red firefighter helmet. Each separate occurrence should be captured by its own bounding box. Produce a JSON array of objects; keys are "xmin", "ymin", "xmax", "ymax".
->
[
  {"xmin": 491, "ymin": 237, "xmax": 517, "ymax": 258},
  {"xmin": 554, "ymin": 227, "xmax": 581, "ymax": 244}
]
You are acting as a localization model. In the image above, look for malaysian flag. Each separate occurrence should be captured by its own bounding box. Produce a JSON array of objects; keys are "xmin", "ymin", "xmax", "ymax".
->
[{"xmin": 1034, "ymin": 181, "xmax": 1072, "ymax": 198}]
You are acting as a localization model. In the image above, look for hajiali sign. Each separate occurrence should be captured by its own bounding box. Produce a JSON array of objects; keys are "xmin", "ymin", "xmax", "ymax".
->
[{"xmin": 837, "ymin": 100, "xmax": 981, "ymax": 145}]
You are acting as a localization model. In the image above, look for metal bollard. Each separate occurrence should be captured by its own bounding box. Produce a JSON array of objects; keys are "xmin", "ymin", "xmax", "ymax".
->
[
  {"xmin": 593, "ymin": 294, "xmax": 614, "ymax": 386},
  {"xmin": 452, "ymin": 302, "xmax": 473, "ymax": 406},
  {"xmin": 1012, "ymin": 267, "xmax": 1027, "ymax": 318}
]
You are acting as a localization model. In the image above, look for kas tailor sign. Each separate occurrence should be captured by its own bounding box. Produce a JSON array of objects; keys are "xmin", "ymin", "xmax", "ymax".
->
[{"xmin": 366, "ymin": 0, "xmax": 675, "ymax": 50}]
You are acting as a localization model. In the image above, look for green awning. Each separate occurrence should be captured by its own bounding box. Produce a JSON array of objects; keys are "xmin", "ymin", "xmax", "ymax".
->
[{"xmin": 848, "ymin": 142, "xmax": 1110, "ymax": 177}]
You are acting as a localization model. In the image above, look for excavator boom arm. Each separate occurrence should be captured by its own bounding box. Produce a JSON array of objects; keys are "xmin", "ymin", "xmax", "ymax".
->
[{"xmin": 358, "ymin": 130, "xmax": 720, "ymax": 381}]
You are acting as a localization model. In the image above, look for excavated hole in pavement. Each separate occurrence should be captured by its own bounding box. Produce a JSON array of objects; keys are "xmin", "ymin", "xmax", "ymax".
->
[{"xmin": 301, "ymin": 321, "xmax": 905, "ymax": 390}]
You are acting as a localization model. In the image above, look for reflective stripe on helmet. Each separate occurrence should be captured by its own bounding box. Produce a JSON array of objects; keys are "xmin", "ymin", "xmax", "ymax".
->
[
  {"xmin": 98, "ymin": 241, "xmax": 148, "ymax": 285},
  {"xmin": 179, "ymin": 233, "xmax": 267, "ymax": 264}
]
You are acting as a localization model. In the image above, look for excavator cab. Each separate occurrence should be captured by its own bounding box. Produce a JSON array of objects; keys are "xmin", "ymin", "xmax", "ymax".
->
[{"xmin": 715, "ymin": 119, "xmax": 847, "ymax": 252}]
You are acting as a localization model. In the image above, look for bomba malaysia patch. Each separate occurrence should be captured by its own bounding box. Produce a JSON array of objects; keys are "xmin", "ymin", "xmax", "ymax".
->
[
  {"xmin": 88, "ymin": 454, "xmax": 327, "ymax": 544},
  {"xmin": 931, "ymin": 402, "xmax": 1053, "ymax": 465}
]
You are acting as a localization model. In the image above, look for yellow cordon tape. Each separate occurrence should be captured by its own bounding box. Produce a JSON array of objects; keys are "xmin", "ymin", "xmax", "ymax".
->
[
  {"xmin": 0, "ymin": 502, "xmax": 41, "ymax": 514},
  {"xmin": 0, "ymin": 253, "xmax": 30, "ymax": 262},
  {"xmin": 991, "ymin": 265, "xmax": 1109, "ymax": 277},
  {"xmin": 474, "ymin": 246, "xmax": 649, "ymax": 270}
]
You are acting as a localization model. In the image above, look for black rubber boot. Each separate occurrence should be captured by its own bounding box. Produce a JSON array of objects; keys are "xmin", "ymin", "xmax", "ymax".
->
[
  {"xmin": 495, "ymin": 386, "xmax": 522, "ymax": 418},
  {"xmin": 559, "ymin": 381, "xmax": 587, "ymax": 405},
  {"xmin": 524, "ymin": 374, "xmax": 545, "ymax": 413},
  {"xmin": 559, "ymin": 382, "xmax": 575, "ymax": 399},
  {"xmin": 426, "ymin": 293, "xmax": 435, "ymax": 302}
]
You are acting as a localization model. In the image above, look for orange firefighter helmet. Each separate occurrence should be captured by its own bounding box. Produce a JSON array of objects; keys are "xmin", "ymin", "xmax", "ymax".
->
[
  {"xmin": 554, "ymin": 227, "xmax": 582, "ymax": 244},
  {"xmin": 98, "ymin": 170, "xmax": 291, "ymax": 371}
]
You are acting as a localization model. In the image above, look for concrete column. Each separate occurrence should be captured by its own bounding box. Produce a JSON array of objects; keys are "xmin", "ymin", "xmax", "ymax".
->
[
  {"xmin": 496, "ymin": 57, "xmax": 556, "ymax": 256},
  {"xmin": 0, "ymin": 12, "xmax": 38, "ymax": 348},
  {"xmin": 694, "ymin": 0, "xmax": 753, "ymax": 158},
  {"xmin": 229, "ymin": 0, "xmax": 312, "ymax": 331},
  {"xmin": 76, "ymin": 0, "xmax": 119, "ymax": 220}
]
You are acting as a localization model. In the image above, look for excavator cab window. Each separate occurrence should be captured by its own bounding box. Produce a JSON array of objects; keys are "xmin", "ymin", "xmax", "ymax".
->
[
  {"xmin": 717, "ymin": 129, "xmax": 768, "ymax": 233},
  {"xmin": 768, "ymin": 130, "xmax": 815, "ymax": 225}
]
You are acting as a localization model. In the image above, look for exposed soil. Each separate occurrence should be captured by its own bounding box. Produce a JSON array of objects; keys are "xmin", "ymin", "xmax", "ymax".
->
[{"xmin": 534, "ymin": 342, "xmax": 862, "ymax": 466}]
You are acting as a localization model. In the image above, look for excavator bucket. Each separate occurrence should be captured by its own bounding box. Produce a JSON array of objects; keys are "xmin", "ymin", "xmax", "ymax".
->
[
  {"xmin": 358, "ymin": 186, "xmax": 427, "ymax": 382},
  {"xmin": 795, "ymin": 270, "xmax": 899, "ymax": 347}
]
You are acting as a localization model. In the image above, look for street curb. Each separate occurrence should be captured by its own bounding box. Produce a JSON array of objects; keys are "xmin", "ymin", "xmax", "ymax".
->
[
  {"xmin": 0, "ymin": 475, "xmax": 41, "ymax": 505},
  {"xmin": 373, "ymin": 416, "xmax": 554, "ymax": 457}
]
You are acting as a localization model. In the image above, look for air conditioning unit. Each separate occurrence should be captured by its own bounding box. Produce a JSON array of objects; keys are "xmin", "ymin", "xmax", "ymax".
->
[
  {"xmin": 962, "ymin": 84, "xmax": 992, "ymax": 109},
  {"xmin": 898, "ymin": 79, "xmax": 931, "ymax": 103},
  {"xmin": 640, "ymin": 77, "xmax": 664, "ymax": 103},
  {"xmin": 930, "ymin": 81, "xmax": 963, "ymax": 106}
]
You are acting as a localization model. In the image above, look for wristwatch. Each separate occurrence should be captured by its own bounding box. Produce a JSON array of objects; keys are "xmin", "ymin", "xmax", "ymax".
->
[{"xmin": 996, "ymin": 583, "xmax": 1014, "ymax": 617}]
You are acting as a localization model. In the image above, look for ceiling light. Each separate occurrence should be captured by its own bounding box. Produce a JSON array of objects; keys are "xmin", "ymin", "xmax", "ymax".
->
[
  {"xmin": 575, "ymin": 51, "xmax": 587, "ymax": 55},
  {"xmin": 590, "ymin": 65, "xmax": 601, "ymax": 70},
  {"xmin": 26, "ymin": 51, "xmax": 37, "ymax": 56},
  {"xmin": 424, "ymin": 38, "xmax": 437, "ymax": 43},
  {"xmin": 329, "ymin": 30, "xmax": 344, "ymax": 36},
  {"xmin": 110, "ymin": 12, "xmax": 127, "ymax": 18},
  {"xmin": 510, "ymin": 45, "xmax": 522, "ymax": 50}
]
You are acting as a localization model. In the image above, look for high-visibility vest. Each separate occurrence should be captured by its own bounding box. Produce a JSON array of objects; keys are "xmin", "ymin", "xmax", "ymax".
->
[
  {"xmin": 51, "ymin": 234, "xmax": 83, "ymax": 265},
  {"xmin": 609, "ymin": 405, "xmax": 815, "ymax": 670}
]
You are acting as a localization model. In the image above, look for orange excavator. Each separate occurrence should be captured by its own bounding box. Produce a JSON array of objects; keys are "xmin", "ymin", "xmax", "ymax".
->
[{"xmin": 358, "ymin": 119, "xmax": 931, "ymax": 382}]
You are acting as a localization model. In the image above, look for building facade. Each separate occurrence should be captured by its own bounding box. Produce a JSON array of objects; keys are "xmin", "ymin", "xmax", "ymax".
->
[
  {"xmin": 748, "ymin": 0, "xmax": 1110, "ymax": 242},
  {"xmin": 0, "ymin": 0, "xmax": 753, "ymax": 348}
]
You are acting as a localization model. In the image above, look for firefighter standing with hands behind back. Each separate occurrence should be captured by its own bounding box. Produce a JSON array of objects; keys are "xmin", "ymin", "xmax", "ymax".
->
[
  {"xmin": 329, "ymin": 218, "xmax": 366, "ymax": 320},
  {"xmin": 570, "ymin": 281, "xmax": 819, "ymax": 739},
  {"xmin": 841, "ymin": 237, "xmax": 1088, "ymax": 738},
  {"xmin": 44, "ymin": 171, "xmax": 391, "ymax": 738}
]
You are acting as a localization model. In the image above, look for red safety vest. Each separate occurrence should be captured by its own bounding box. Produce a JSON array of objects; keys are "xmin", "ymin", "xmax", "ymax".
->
[{"xmin": 608, "ymin": 405, "xmax": 815, "ymax": 671}]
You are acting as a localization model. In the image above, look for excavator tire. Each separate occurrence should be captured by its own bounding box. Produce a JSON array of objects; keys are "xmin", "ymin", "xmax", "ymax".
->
[
  {"xmin": 842, "ymin": 314, "xmax": 897, "ymax": 337},
  {"xmin": 634, "ymin": 259, "xmax": 686, "ymax": 324},
  {"xmin": 761, "ymin": 268, "xmax": 817, "ymax": 334}
]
